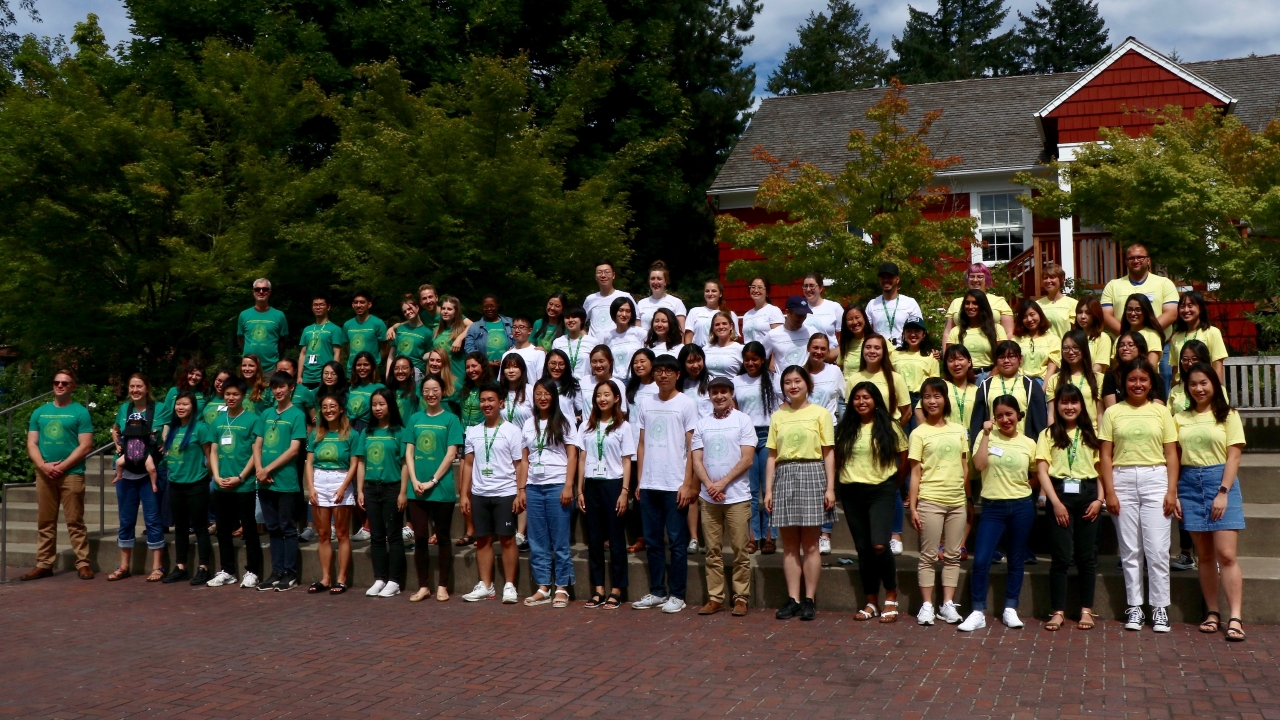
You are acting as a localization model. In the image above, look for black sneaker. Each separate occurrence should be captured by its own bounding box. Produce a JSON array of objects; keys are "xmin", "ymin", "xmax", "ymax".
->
[
  {"xmin": 275, "ymin": 572, "xmax": 298, "ymax": 592},
  {"xmin": 161, "ymin": 567, "xmax": 190, "ymax": 584},
  {"xmin": 776, "ymin": 598, "xmax": 802, "ymax": 620},
  {"xmin": 257, "ymin": 573, "xmax": 281, "ymax": 592},
  {"xmin": 799, "ymin": 597, "xmax": 816, "ymax": 621},
  {"xmin": 189, "ymin": 567, "xmax": 211, "ymax": 586}
]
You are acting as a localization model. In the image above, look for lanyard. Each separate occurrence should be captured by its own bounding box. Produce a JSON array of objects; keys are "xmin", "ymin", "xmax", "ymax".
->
[
  {"xmin": 882, "ymin": 296, "xmax": 901, "ymax": 335},
  {"xmin": 505, "ymin": 395, "xmax": 517, "ymax": 422},
  {"xmin": 998, "ymin": 374, "xmax": 1014, "ymax": 398},
  {"xmin": 483, "ymin": 421, "xmax": 502, "ymax": 464},
  {"xmin": 534, "ymin": 423, "xmax": 546, "ymax": 458},
  {"xmin": 596, "ymin": 422, "xmax": 610, "ymax": 462},
  {"xmin": 567, "ymin": 335, "xmax": 583, "ymax": 371},
  {"xmin": 950, "ymin": 383, "xmax": 967, "ymax": 423},
  {"xmin": 1066, "ymin": 427, "xmax": 1081, "ymax": 473}
]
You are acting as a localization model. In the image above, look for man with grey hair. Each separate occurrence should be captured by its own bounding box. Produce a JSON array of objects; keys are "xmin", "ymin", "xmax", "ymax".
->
[{"xmin": 238, "ymin": 278, "xmax": 289, "ymax": 372}]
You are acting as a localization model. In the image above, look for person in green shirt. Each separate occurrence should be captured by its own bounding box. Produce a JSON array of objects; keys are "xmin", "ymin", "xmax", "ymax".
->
[
  {"xmin": 270, "ymin": 358, "xmax": 316, "ymax": 423},
  {"xmin": 386, "ymin": 295, "xmax": 432, "ymax": 381},
  {"xmin": 156, "ymin": 360, "xmax": 208, "ymax": 433},
  {"xmin": 405, "ymin": 375, "xmax": 464, "ymax": 601},
  {"xmin": 160, "ymin": 391, "xmax": 213, "ymax": 585},
  {"xmin": 202, "ymin": 369, "xmax": 234, "ymax": 426},
  {"xmin": 306, "ymin": 394, "xmax": 365, "ymax": 594},
  {"xmin": 359, "ymin": 388, "xmax": 410, "ymax": 597},
  {"xmin": 427, "ymin": 348, "xmax": 462, "ymax": 417},
  {"xmin": 204, "ymin": 377, "xmax": 266, "ymax": 589},
  {"xmin": 387, "ymin": 356, "xmax": 420, "ymax": 421},
  {"xmin": 239, "ymin": 354, "xmax": 271, "ymax": 414},
  {"xmin": 237, "ymin": 278, "xmax": 289, "ymax": 372},
  {"xmin": 20, "ymin": 370, "xmax": 95, "ymax": 581},
  {"xmin": 432, "ymin": 296, "xmax": 472, "ymax": 413},
  {"xmin": 254, "ymin": 371, "xmax": 309, "ymax": 591},
  {"xmin": 416, "ymin": 283, "xmax": 442, "ymax": 333},
  {"xmin": 343, "ymin": 289, "xmax": 389, "ymax": 375},
  {"xmin": 531, "ymin": 293, "xmax": 567, "ymax": 351},
  {"xmin": 109, "ymin": 373, "xmax": 165, "ymax": 583},
  {"xmin": 346, "ymin": 351, "xmax": 385, "ymax": 431},
  {"xmin": 298, "ymin": 295, "xmax": 345, "ymax": 389}
]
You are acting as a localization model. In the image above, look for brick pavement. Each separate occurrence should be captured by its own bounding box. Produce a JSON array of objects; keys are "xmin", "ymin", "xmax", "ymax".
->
[{"xmin": 2, "ymin": 569, "xmax": 1278, "ymax": 719}]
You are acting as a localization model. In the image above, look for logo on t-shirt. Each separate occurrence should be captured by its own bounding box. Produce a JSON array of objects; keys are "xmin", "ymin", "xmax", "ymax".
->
[
  {"xmin": 351, "ymin": 333, "xmax": 367, "ymax": 352},
  {"xmin": 44, "ymin": 419, "xmax": 65, "ymax": 440},
  {"xmin": 416, "ymin": 430, "xmax": 439, "ymax": 455},
  {"xmin": 937, "ymin": 437, "xmax": 959, "ymax": 457},
  {"xmin": 706, "ymin": 432, "xmax": 731, "ymax": 461},
  {"xmin": 251, "ymin": 324, "xmax": 269, "ymax": 342},
  {"xmin": 366, "ymin": 441, "xmax": 386, "ymax": 466},
  {"xmin": 316, "ymin": 442, "xmax": 339, "ymax": 462},
  {"xmin": 648, "ymin": 416, "xmax": 670, "ymax": 447},
  {"xmin": 784, "ymin": 427, "xmax": 807, "ymax": 448},
  {"xmin": 264, "ymin": 425, "xmax": 282, "ymax": 449},
  {"xmin": 398, "ymin": 336, "xmax": 414, "ymax": 354}
]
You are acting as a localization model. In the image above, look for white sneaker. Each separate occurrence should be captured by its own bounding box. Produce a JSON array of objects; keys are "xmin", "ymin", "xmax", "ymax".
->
[
  {"xmin": 957, "ymin": 611, "xmax": 987, "ymax": 631},
  {"xmin": 515, "ymin": 532, "xmax": 528, "ymax": 547},
  {"xmin": 687, "ymin": 538, "xmax": 700, "ymax": 553},
  {"xmin": 1152, "ymin": 606, "xmax": 1171, "ymax": 633},
  {"xmin": 1124, "ymin": 605, "xmax": 1145, "ymax": 631},
  {"xmin": 502, "ymin": 582, "xmax": 518, "ymax": 604},
  {"xmin": 818, "ymin": 535, "xmax": 831, "ymax": 555},
  {"xmin": 462, "ymin": 582, "xmax": 496, "ymax": 602},
  {"xmin": 889, "ymin": 538, "xmax": 904, "ymax": 555},
  {"xmin": 366, "ymin": 580, "xmax": 387, "ymax": 597},
  {"xmin": 631, "ymin": 593, "xmax": 667, "ymax": 609},
  {"xmin": 299, "ymin": 527, "xmax": 317, "ymax": 542},
  {"xmin": 402, "ymin": 526, "xmax": 415, "ymax": 543},
  {"xmin": 239, "ymin": 572, "xmax": 259, "ymax": 589},
  {"xmin": 938, "ymin": 601, "xmax": 963, "ymax": 624},
  {"xmin": 206, "ymin": 570, "xmax": 237, "ymax": 587},
  {"xmin": 1002, "ymin": 608, "xmax": 1024, "ymax": 628},
  {"xmin": 661, "ymin": 597, "xmax": 686, "ymax": 613},
  {"xmin": 917, "ymin": 602, "xmax": 935, "ymax": 626},
  {"xmin": 378, "ymin": 581, "xmax": 401, "ymax": 598},
  {"xmin": 351, "ymin": 528, "xmax": 371, "ymax": 541}
]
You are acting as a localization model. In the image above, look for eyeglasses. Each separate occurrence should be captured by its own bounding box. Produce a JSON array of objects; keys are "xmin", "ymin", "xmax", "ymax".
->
[
  {"xmin": 1126, "ymin": 255, "xmax": 1148, "ymax": 261},
  {"xmin": 512, "ymin": 325, "xmax": 530, "ymax": 331},
  {"xmin": 253, "ymin": 287, "xmax": 271, "ymax": 293}
]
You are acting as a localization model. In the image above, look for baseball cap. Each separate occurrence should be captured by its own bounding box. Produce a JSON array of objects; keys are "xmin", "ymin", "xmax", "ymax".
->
[
  {"xmin": 785, "ymin": 295, "xmax": 811, "ymax": 314},
  {"xmin": 878, "ymin": 262, "xmax": 900, "ymax": 277},
  {"xmin": 708, "ymin": 376, "xmax": 734, "ymax": 391},
  {"xmin": 903, "ymin": 318, "xmax": 926, "ymax": 333}
]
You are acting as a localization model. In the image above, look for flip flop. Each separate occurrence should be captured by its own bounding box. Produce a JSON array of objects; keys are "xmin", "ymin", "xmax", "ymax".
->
[
  {"xmin": 330, "ymin": 583, "xmax": 348, "ymax": 595},
  {"xmin": 308, "ymin": 581, "xmax": 330, "ymax": 594}
]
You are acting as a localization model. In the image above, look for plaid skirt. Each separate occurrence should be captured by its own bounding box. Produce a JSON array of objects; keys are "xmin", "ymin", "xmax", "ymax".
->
[{"xmin": 771, "ymin": 461, "xmax": 836, "ymax": 529}]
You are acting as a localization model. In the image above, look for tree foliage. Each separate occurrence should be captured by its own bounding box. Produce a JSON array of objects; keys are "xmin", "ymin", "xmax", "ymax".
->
[
  {"xmin": 765, "ymin": 0, "xmax": 886, "ymax": 96},
  {"xmin": 887, "ymin": 0, "xmax": 1017, "ymax": 84},
  {"xmin": 1014, "ymin": 0, "xmax": 1110, "ymax": 74}
]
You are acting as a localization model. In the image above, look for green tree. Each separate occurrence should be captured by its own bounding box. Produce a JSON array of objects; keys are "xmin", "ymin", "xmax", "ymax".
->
[
  {"xmin": 1014, "ymin": 0, "xmax": 1110, "ymax": 74},
  {"xmin": 716, "ymin": 80, "xmax": 977, "ymax": 324},
  {"xmin": 888, "ymin": 0, "xmax": 1017, "ymax": 84},
  {"xmin": 765, "ymin": 0, "xmax": 887, "ymax": 96}
]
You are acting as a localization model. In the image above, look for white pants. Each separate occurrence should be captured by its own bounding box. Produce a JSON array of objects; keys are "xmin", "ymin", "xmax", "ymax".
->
[{"xmin": 1112, "ymin": 465, "xmax": 1171, "ymax": 607}]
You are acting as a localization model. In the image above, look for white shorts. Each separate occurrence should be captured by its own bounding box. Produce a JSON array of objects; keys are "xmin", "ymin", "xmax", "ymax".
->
[{"xmin": 313, "ymin": 468, "xmax": 355, "ymax": 507}]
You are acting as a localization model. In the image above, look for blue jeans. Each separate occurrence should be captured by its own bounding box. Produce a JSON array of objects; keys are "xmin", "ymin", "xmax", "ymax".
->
[
  {"xmin": 640, "ymin": 489, "xmax": 689, "ymax": 599},
  {"xmin": 748, "ymin": 427, "xmax": 772, "ymax": 540},
  {"xmin": 527, "ymin": 483, "xmax": 574, "ymax": 587},
  {"xmin": 970, "ymin": 496, "xmax": 1036, "ymax": 611},
  {"xmin": 116, "ymin": 476, "xmax": 165, "ymax": 550}
]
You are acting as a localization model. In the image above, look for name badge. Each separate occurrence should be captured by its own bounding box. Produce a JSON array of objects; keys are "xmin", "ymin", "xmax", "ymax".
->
[
  {"xmin": 988, "ymin": 446, "xmax": 1004, "ymax": 457},
  {"xmin": 306, "ymin": 354, "xmax": 319, "ymax": 366},
  {"xmin": 220, "ymin": 434, "xmax": 233, "ymax": 446},
  {"xmin": 481, "ymin": 466, "xmax": 494, "ymax": 477},
  {"xmin": 1063, "ymin": 478, "xmax": 1081, "ymax": 494},
  {"xmin": 1145, "ymin": 293, "xmax": 1155, "ymax": 303},
  {"xmin": 217, "ymin": 405, "xmax": 228, "ymax": 412},
  {"xmin": 530, "ymin": 462, "xmax": 545, "ymax": 477}
]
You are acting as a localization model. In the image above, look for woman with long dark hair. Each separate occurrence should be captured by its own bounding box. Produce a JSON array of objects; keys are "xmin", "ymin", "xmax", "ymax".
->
[
  {"xmin": 1076, "ymin": 297, "xmax": 1111, "ymax": 374},
  {"xmin": 160, "ymin": 391, "xmax": 213, "ymax": 585},
  {"xmin": 1102, "ymin": 332, "xmax": 1166, "ymax": 408},
  {"xmin": 542, "ymin": 348, "xmax": 585, "ymax": 423},
  {"xmin": 358, "ymin": 388, "xmax": 408, "ymax": 598},
  {"xmin": 109, "ymin": 373, "xmax": 165, "ymax": 582},
  {"xmin": 405, "ymin": 375, "xmax": 463, "ymax": 602},
  {"xmin": 734, "ymin": 342, "xmax": 778, "ymax": 555},
  {"xmin": 1014, "ymin": 300, "xmax": 1060, "ymax": 383},
  {"xmin": 1047, "ymin": 329, "xmax": 1103, "ymax": 425},
  {"xmin": 944, "ymin": 290, "xmax": 1006, "ymax": 380},
  {"xmin": 646, "ymin": 307, "xmax": 685, "ymax": 358},
  {"xmin": 1117, "ymin": 294, "xmax": 1165, "ymax": 368},
  {"xmin": 522, "ymin": 379, "xmax": 579, "ymax": 608},
  {"xmin": 346, "ymin": 351, "xmax": 385, "ymax": 431},
  {"xmin": 1170, "ymin": 291, "xmax": 1227, "ymax": 384},
  {"xmin": 576, "ymin": 380, "xmax": 634, "ymax": 608},
  {"xmin": 604, "ymin": 296, "xmax": 646, "ymax": 382},
  {"xmin": 532, "ymin": 292, "xmax": 569, "ymax": 351},
  {"xmin": 458, "ymin": 351, "xmax": 494, "ymax": 429}
]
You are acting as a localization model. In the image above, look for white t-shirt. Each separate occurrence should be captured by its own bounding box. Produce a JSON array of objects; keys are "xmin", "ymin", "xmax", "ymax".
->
[
  {"xmin": 635, "ymin": 294, "xmax": 688, "ymax": 331},
  {"xmin": 584, "ymin": 379, "xmax": 628, "ymax": 417},
  {"xmin": 807, "ymin": 363, "xmax": 845, "ymax": 421},
  {"xmin": 803, "ymin": 298, "xmax": 843, "ymax": 346},
  {"xmin": 686, "ymin": 306, "xmax": 739, "ymax": 347},
  {"xmin": 552, "ymin": 333, "xmax": 598, "ymax": 383},
  {"xmin": 692, "ymin": 409, "xmax": 757, "ymax": 504},
  {"xmin": 575, "ymin": 419, "xmax": 636, "ymax": 480},
  {"xmin": 464, "ymin": 421, "xmax": 525, "ymax": 497},
  {"xmin": 637, "ymin": 392, "xmax": 699, "ymax": 491},
  {"xmin": 703, "ymin": 342, "xmax": 744, "ymax": 378},
  {"xmin": 742, "ymin": 304, "xmax": 784, "ymax": 346},
  {"xmin": 584, "ymin": 290, "xmax": 634, "ymax": 336},
  {"xmin": 649, "ymin": 340, "xmax": 684, "ymax": 359},
  {"xmin": 733, "ymin": 373, "xmax": 780, "ymax": 427},
  {"xmin": 627, "ymin": 382, "xmax": 658, "ymax": 445},
  {"xmin": 866, "ymin": 294, "xmax": 924, "ymax": 347},
  {"xmin": 521, "ymin": 416, "xmax": 579, "ymax": 486},
  {"xmin": 502, "ymin": 345, "xmax": 545, "ymax": 383},
  {"xmin": 502, "ymin": 385, "xmax": 534, "ymax": 427},
  {"xmin": 604, "ymin": 327, "xmax": 646, "ymax": 381},
  {"xmin": 682, "ymin": 384, "xmax": 714, "ymax": 418},
  {"xmin": 766, "ymin": 324, "xmax": 813, "ymax": 371}
]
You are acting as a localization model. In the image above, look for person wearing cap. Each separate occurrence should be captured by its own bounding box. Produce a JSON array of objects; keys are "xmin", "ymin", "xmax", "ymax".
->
[
  {"xmin": 691, "ymin": 376, "xmax": 757, "ymax": 616},
  {"xmin": 765, "ymin": 296, "xmax": 816, "ymax": 373},
  {"xmin": 866, "ymin": 263, "xmax": 924, "ymax": 349}
]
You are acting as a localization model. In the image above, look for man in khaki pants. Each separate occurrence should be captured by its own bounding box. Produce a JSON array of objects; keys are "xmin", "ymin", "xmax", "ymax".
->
[
  {"xmin": 691, "ymin": 377, "xmax": 757, "ymax": 616},
  {"xmin": 21, "ymin": 370, "xmax": 96, "ymax": 580}
]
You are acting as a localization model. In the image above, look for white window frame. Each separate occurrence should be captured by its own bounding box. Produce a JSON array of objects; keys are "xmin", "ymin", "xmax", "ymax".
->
[{"xmin": 971, "ymin": 191, "xmax": 1031, "ymax": 265}]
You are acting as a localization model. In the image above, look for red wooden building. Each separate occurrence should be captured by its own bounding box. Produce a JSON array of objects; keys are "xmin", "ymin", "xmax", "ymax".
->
[{"xmin": 708, "ymin": 38, "xmax": 1280, "ymax": 350}]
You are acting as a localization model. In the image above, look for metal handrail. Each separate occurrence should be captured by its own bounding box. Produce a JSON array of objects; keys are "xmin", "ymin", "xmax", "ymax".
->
[{"xmin": 3, "ymin": 390, "xmax": 54, "ymax": 454}]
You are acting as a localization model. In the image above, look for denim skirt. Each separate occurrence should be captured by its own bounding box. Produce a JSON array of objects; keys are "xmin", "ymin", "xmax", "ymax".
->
[{"xmin": 1178, "ymin": 464, "xmax": 1245, "ymax": 532}]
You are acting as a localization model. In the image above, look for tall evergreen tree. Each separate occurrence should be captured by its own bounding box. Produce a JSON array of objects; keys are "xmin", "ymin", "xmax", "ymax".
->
[
  {"xmin": 765, "ymin": 0, "xmax": 887, "ymax": 96},
  {"xmin": 887, "ymin": 0, "xmax": 1017, "ymax": 84},
  {"xmin": 1015, "ymin": 0, "xmax": 1111, "ymax": 74}
]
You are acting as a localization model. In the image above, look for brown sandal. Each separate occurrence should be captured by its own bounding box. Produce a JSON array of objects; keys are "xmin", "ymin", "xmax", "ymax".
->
[
  {"xmin": 1045, "ymin": 610, "xmax": 1065, "ymax": 631},
  {"xmin": 146, "ymin": 568, "xmax": 166, "ymax": 582},
  {"xmin": 1226, "ymin": 618, "xmax": 1246, "ymax": 642},
  {"xmin": 1077, "ymin": 609, "xmax": 1097, "ymax": 630},
  {"xmin": 107, "ymin": 567, "xmax": 131, "ymax": 581},
  {"xmin": 1199, "ymin": 611, "xmax": 1221, "ymax": 634}
]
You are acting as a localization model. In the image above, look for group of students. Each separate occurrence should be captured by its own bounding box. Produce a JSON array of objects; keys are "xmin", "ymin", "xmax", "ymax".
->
[{"xmin": 20, "ymin": 248, "xmax": 1248, "ymax": 641}]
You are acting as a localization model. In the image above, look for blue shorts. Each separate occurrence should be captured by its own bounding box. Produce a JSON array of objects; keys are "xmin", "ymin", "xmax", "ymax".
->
[{"xmin": 1178, "ymin": 464, "xmax": 1245, "ymax": 532}]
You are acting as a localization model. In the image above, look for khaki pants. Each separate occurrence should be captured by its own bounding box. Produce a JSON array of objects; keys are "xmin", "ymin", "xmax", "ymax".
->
[
  {"xmin": 917, "ymin": 500, "xmax": 965, "ymax": 588},
  {"xmin": 699, "ymin": 498, "xmax": 751, "ymax": 604},
  {"xmin": 36, "ymin": 470, "xmax": 89, "ymax": 569}
]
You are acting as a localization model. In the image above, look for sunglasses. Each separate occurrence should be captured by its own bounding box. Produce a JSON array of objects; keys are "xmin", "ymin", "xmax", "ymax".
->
[
  {"xmin": 52, "ymin": 380, "xmax": 72, "ymax": 387},
  {"xmin": 254, "ymin": 287, "xmax": 271, "ymax": 293}
]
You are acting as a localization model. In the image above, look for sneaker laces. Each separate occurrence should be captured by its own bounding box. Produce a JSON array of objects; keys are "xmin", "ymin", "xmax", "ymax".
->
[
  {"xmin": 1126, "ymin": 606, "xmax": 1144, "ymax": 624},
  {"xmin": 1153, "ymin": 607, "xmax": 1169, "ymax": 625}
]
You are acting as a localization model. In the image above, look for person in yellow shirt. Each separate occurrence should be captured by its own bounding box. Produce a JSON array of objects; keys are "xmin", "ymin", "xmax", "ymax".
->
[
  {"xmin": 835, "ymin": 382, "xmax": 909, "ymax": 624},
  {"xmin": 944, "ymin": 290, "xmax": 1007, "ymax": 379},
  {"xmin": 908, "ymin": 378, "xmax": 970, "ymax": 626},
  {"xmin": 1100, "ymin": 243, "xmax": 1180, "ymax": 335},
  {"xmin": 939, "ymin": 346, "xmax": 979, "ymax": 560},
  {"xmin": 1168, "ymin": 340, "xmax": 1213, "ymax": 414},
  {"xmin": 845, "ymin": 334, "xmax": 912, "ymax": 424},
  {"xmin": 895, "ymin": 320, "xmax": 940, "ymax": 400},
  {"xmin": 1174, "ymin": 363, "xmax": 1246, "ymax": 641},
  {"xmin": 1099, "ymin": 360, "xmax": 1180, "ymax": 633},
  {"xmin": 1169, "ymin": 292, "xmax": 1228, "ymax": 384},
  {"xmin": 1013, "ymin": 300, "xmax": 1060, "ymax": 382},
  {"xmin": 1046, "ymin": 329, "xmax": 1104, "ymax": 425},
  {"xmin": 943, "ymin": 264, "xmax": 1016, "ymax": 341},
  {"xmin": 1115, "ymin": 294, "xmax": 1165, "ymax": 369},
  {"xmin": 1035, "ymin": 384, "xmax": 1102, "ymax": 631},
  {"xmin": 1102, "ymin": 332, "xmax": 1167, "ymax": 409},
  {"xmin": 839, "ymin": 305, "xmax": 895, "ymax": 384},
  {"xmin": 1037, "ymin": 263, "xmax": 1077, "ymax": 338},
  {"xmin": 969, "ymin": 341, "xmax": 1049, "ymax": 441},
  {"xmin": 1076, "ymin": 297, "xmax": 1111, "ymax": 375}
]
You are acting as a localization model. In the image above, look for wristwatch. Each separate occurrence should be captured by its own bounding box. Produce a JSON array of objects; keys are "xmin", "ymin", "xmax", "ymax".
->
[{"xmin": 1218, "ymin": 485, "xmax": 1229, "ymax": 495}]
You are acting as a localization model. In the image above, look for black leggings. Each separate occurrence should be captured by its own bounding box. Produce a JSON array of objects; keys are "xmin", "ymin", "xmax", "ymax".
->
[
  {"xmin": 406, "ymin": 499, "xmax": 454, "ymax": 591},
  {"xmin": 365, "ymin": 482, "xmax": 406, "ymax": 585},
  {"xmin": 840, "ymin": 479, "xmax": 899, "ymax": 597},
  {"xmin": 584, "ymin": 478, "xmax": 629, "ymax": 594},
  {"xmin": 214, "ymin": 491, "xmax": 262, "ymax": 577},
  {"xmin": 170, "ymin": 481, "xmax": 212, "ymax": 569},
  {"xmin": 1047, "ymin": 478, "xmax": 1101, "ymax": 610}
]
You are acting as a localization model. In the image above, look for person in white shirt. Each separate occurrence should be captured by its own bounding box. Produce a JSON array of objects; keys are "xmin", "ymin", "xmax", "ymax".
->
[
  {"xmin": 584, "ymin": 260, "xmax": 634, "ymax": 336},
  {"xmin": 685, "ymin": 279, "xmax": 739, "ymax": 347},
  {"xmin": 766, "ymin": 296, "xmax": 816, "ymax": 372},
  {"xmin": 635, "ymin": 260, "xmax": 687, "ymax": 333},
  {"xmin": 734, "ymin": 341, "xmax": 780, "ymax": 555},
  {"xmin": 703, "ymin": 311, "xmax": 744, "ymax": 378},
  {"xmin": 631, "ymin": 354, "xmax": 699, "ymax": 614},
  {"xmin": 501, "ymin": 315, "xmax": 545, "ymax": 382},
  {"xmin": 692, "ymin": 376, "xmax": 758, "ymax": 616},
  {"xmin": 866, "ymin": 263, "xmax": 924, "ymax": 349},
  {"xmin": 586, "ymin": 345, "xmax": 628, "ymax": 418},
  {"xmin": 520, "ymin": 379, "xmax": 579, "ymax": 608},
  {"xmin": 603, "ymin": 297, "xmax": 646, "ymax": 382},
  {"xmin": 801, "ymin": 273, "xmax": 842, "ymax": 348},
  {"xmin": 575, "ymin": 380, "xmax": 636, "ymax": 609},
  {"xmin": 804, "ymin": 333, "xmax": 845, "ymax": 421},
  {"xmin": 742, "ymin": 276, "xmax": 784, "ymax": 345},
  {"xmin": 497, "ymin": 354, "xmax": 534, "ymax": 427},
  {"xmin": 542, "ymin": 349, "xmax": 586, "ymax": 424},
  {"xmin": 678, "ymin": 344, "xmax": 713, "ymax": 554},
  {"xmin": 458, "ymin": 385, "xmax": 527, "ymax": 604},
  {"xmin": 552, "ymin": 307, "xmax": 597, "ymax": 384},
  {"xmin": 645, "ymin": 308, "xmax": 685, "ymax": 358}
]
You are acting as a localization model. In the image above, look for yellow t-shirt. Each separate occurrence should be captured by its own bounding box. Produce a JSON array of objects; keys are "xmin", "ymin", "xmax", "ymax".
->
[
  {"xmin": 948, "ymin": 294, "xmax": 1014, "ymax": 322},
  {"xmin": 1038, "ymin": 295, "xmax": 1077, "ymax": 339},
  {"xmin": 908, "ymin": 422, "xmax": 969, "ymax": 506},
  {"xmin": 838, "ymin": 422, "xmax": 908, "ymax": 485},
  {"xmin": 947, "ymin": 325, "xmax": 1008, "ymax": 368},
  {"xmin": 1173, "ymin": 408, "xmax": 1245, "ymax": 467},
  {"xmin": 1035, "ymin": 427, "xmax": 1100, "ymax": 479},
  {"xmin": 1111, "ymin": 327, "xmax": 1165, "ymax": 361},
  {"xmin": 839, "ymin": 339, "xmax": 895, "ymax": 386},
  {"xmin": 1087, "ymin": 333, "xmax": 1112, "ymax": 370},
  {"xmin": 973, "ymin": 431, "xmax": 1036, "ymax": 500},
  {"xmin": 845, "ymin": 369, "xmax": 912, "ymax": 419},
  {"xmin": 1099, "ymin": 401, "xmax": 1178, "ymax": 467},
  {"xmin": 894, "ymin": 352, "xmax": 939, "ymax": 394},
  {"xmin": 767, "ymin": 403, "xmax": 834, "ymax": 462},
  {"xmin": 1015, "ymin": 332, "xmax": 1062, "ymax": 379},
  {"xmin": 945, "ymin": 382, "xmax": 979, "ymax": 428},
  {"xmin": 1045, "ymin": 371, "xmax": 1105, "ymax": 403},
  {"xmin": 1169, "ymin": 326, "xmax": 1229, "ymax": 382},
  {"xmin": 986, "ymin": 373, "xmax": 1031, "ymax": 434},
  {"xmin": 1166, "ymin": 384, "xmax": 1191, "ymax": 414},
  {"xmin": 1100, "ymin": 274, "xmax": 1180, "ymax": 314}
]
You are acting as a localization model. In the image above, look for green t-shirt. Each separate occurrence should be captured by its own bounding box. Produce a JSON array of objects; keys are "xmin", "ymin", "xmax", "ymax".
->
[
  {"xmin": 531, "ymin": 319, "xmax": 562, "ymax": 351},
  {"xmin": 344, "ymin": 315, "xmax": 389, "ymax": 371},
  {"xmin": 346, "ymin": 382, "xmax": 385, "ymax": 424},
  {"xmin": 363, "ymin": 425, "xmax": 409, "ymax": 483},
  {"xmin": 406, "ymin": 410, "xmax": 464, "ymax": 501},
  {"xmin": 203, "ymin": 408, "xmax": 263, "ymax": 492},
  {"xmin": 154, "ymin": 387, "xmax": 209, "ymax": 429},
  {"xmin": 238, "ymin": 306, "xmax": 289, "ymax": 370},
  {"xmin": 460, "ymin": 387, "xmax": 483, "ymax": 427},
  {"xmin": 394, "ymin": 388, "xmax": 419, "ymax": 422},
  {"xmin": 261, "ymin": 405, "xmax": 309, "ymax": 492},
  {"xmin": 309, "ymin": 428, "xmax": 364, "ymax": 470},
  {"xmin": 484, "ymin": 320, "xmax": 509, "ymax": 363},
  {"xmin": 27, "ymin": 402, "xmax": 93, "ymax": 475},
  {"xmin": 163, "ymin": 421, "xmax": 210, "ymax": 485},
  {"xmin": 298, "ymin": 321, "xmax": 346, "ymax": 384},
  {"xmin": 420, "ymin": 310, "xmax": 442, "ymax": 334},
  {"xmin": 264, "ymin": 385, "xmax": 316, "ymax": 419},
  {"xmin": 394, "ymin": 323, "xmax": 432, "ymax": 372},
  {"xmin": 202, "ymin": 396, "xmax": 227, "ymax": 426}
]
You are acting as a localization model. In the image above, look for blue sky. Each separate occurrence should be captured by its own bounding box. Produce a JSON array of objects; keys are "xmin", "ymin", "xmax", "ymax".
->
[{"xmin": 11, "ymin": 0, "xmax": 1280, "ymax": 104}]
